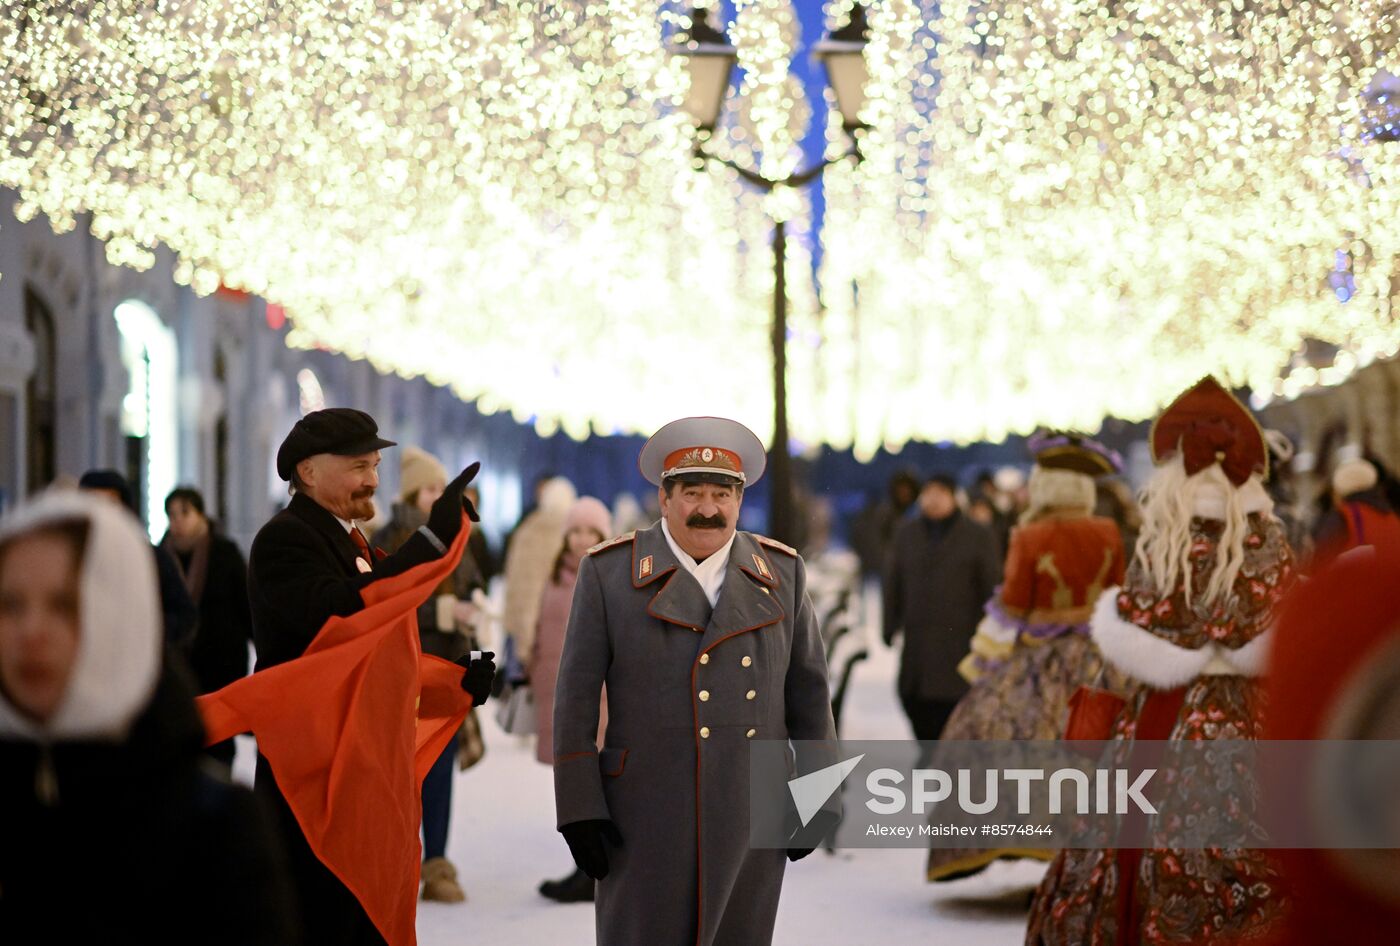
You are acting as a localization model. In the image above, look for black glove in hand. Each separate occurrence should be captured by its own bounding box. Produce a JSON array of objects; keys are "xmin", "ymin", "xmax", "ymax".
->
[
  {"xmin": 787, "ymin": 808, "xmax": 841, "ymax": 862},
  {"xmin": 455, "ymin": 651, "xmax": 496, "ymax": 706},
  {"xmin": 426, "ymin": 461, "xmax": 481, "ymax": 545},
  {"xmin": 560, "ymin": 819, "xmax": 623, "ymax": 881}
]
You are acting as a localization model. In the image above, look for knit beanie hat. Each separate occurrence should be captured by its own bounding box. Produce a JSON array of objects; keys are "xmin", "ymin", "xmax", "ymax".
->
[
  {"xmin": 1332, "ymin": 458, "xmax": 1378, "ymax": 499},
  {"xmin": 399, "ymin": 446, "xmax": 448, "ymax": 502},
  {"xmin": 566, "ymin": 496, "xmax": 613, "ymax": 540}
]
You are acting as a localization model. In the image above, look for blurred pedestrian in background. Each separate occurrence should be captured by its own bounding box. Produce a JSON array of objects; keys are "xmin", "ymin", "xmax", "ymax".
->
[
  {"xmin": 533, "ymin": 495, "xmax": 613, "ymax": 903},
  {"xmin": 78, "ymin": 469, "xmax": 198, "ymax": 651},
  {"xmin": 0, "ymin": 491, "xmax": 296, "ymax": 945},
  {"xmin": 372, "ymin": 446, "xmax": 485, "ymax": 904},
  {"xmin": 501, "ymin": 476, "xmax": 576, "ymax": 682},
  {"xmin": 160, "ymin": 486, "xmax": 253, "ymax": 770},
  {"xmin": 611, "ymin": 492, "xmax": 648, "ymax": 536},
  {"xmin": 1094, "ymin": 477, "xmax": 1142, "ymax": 562},
  {"xmin": 1261, "ymin": 429, "xmax": 1312, "ymax": 563},
  {"xmin": 883, "ymin": 472, "xmax": 1001, "ymax": 754},
  {"xmin": 851, "ymin": 468, "xmax": 919, "ymax": 584},
  {"xmin": 1312, "ymin": 455, "xmax": 1400, "ymax": 568}
]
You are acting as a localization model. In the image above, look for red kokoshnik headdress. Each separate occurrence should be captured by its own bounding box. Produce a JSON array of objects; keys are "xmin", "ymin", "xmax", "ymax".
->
[{"xmin": 1150, "ymin": 376, "xmax": 1268, "ymax": 485}]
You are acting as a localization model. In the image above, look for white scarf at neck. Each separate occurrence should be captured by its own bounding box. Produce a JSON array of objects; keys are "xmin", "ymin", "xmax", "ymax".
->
[{"xmin": 661, "ymin": 519, "xmax": 735, "ymax": 609}]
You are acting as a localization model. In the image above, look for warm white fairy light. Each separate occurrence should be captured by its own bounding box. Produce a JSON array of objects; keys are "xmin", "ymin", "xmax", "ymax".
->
[
  {"xmin": 821, "ymin": 0, "xmax": 1400, "ymax": 454},
  {"xmin": 0, "ymin": 0, "xmax": 812, "ymax": 442}
]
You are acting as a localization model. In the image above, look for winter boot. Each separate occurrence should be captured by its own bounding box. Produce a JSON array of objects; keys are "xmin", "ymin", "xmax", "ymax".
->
[
  {"xmin": 539, "ymin": 867, "xmax": 595, "ymax": 903},
  {"xmin": 422, "ymin": 857, "xmax": 466, "ymax": 903}
]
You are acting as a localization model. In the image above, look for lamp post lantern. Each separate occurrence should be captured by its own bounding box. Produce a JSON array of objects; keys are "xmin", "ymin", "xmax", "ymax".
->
[{"xmin": 672, "ymin": 3, "xmax": 869, "ymax": 546}]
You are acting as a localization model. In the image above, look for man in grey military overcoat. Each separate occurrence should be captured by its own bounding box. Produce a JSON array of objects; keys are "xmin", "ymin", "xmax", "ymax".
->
[{"xmin": 552, "ymin": 416, "xmax": 839, "ymax": 946}]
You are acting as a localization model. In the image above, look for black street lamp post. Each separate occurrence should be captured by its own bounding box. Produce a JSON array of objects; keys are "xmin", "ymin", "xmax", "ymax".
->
[{"xmin": 673, "ymin": 3, "xmax": 870, "ymax": 546}]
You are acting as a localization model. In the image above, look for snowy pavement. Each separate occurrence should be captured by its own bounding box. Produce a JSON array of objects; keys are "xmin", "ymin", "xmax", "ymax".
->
[{"xmin": 234, "ymin": 620, "xmax": 1041, "ymax": 945}]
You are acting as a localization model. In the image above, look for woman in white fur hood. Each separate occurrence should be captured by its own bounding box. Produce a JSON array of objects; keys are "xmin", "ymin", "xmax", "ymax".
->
[
  {"xmin": 1027, "ymin": 377, "xmax": 1298, "ymax": 946},
  {"xmin": 0, "ymin": 491, "xmax": 296, "ymax": 944}
]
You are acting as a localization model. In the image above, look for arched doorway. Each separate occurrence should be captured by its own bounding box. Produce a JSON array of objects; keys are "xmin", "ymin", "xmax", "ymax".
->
[
  {"xmin": 114, "ymin": 299, "xmax": 178, "ymax": 540},
  {"xmin": 23, "ymin": 285, "xmax": 56, "ymax": 494}
]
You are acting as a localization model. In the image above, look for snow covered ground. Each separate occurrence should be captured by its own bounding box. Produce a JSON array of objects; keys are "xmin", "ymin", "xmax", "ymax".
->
[{"xmin": 233, "ymin": 606, "xmax": 1042, "ymax": 945}]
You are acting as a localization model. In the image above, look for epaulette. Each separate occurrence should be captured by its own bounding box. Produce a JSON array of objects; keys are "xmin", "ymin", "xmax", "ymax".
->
[
  {"xmin": 755, "ymin": 534, "xmax": 797, "ymax": 557},
  {"xmin": 588, "ymin": 531, "xmax": 635, "ymax": 556}
]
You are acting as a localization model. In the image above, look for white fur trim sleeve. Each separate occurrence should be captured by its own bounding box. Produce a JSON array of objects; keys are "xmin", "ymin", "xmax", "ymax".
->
[
  {"xmin": 1090, "ymin": 587, "xmax": 1213, "ymax": 689},
  {"xmin": 976, "ymin": 609, "xmax": 1019, "ymax": 645},
  {"xmin": 1222, "ymin": 626, "xmax": 1273, "ymax": 677}
]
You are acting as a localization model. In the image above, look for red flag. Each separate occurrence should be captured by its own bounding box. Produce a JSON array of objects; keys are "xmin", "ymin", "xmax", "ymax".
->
[{"xmin": 197, "ymin": 518, "xmax": 475, "ymax": 946}]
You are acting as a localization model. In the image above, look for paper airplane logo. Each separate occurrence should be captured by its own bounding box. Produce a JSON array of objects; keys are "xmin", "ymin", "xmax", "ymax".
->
[{"xmin": 788, "ymin": 754, "xmax": 865, "ymax": 827}]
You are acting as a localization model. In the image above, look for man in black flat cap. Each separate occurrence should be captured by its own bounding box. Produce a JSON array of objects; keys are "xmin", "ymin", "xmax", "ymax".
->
[{"xmin": 248, "ymin": 407, "xmax": 496, "ymax": 946}]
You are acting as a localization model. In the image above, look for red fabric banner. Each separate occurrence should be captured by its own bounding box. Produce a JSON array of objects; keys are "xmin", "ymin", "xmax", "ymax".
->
[{"xmin": 197, "ymin": 517, "xmax": 475, "ymax": 946}]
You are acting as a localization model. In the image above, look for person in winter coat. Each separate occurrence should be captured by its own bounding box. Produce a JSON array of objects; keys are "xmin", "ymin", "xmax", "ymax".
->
[
  {"xmin": 552, "ymin": 417, "xmax": 838, "ymax": 946},
  {"xmin": 1312, "ymin": 456, "xmax": 1400, "ymax": 568},
  {"xmin": 77, "ymin": 468, "xmax": 198, "ymax": 650},
  {"xmin": 1026, "ymin": 377, "xmax": 1297, "ymax": 945},
  {"xmin": 248, "ymin": 408, "xmax": 495, "ymax": 946},
  {"xmin": 0, "ymin": 490, "xmax": 297, "ymax": 946},
  {"xmin": 502, "ymin": 476, "xmax": 576, "ymax": 676},
  {"xmin": 533, "ymin": 496, "xmax": 612, "ymax": 903},
  {"xmin": 371, "ymin": 446, "xmax": 484, "ymax": 904},
  {"xmin": 883, "ymin": 473, "xmax": 1003, "ymax": 750},
  {"xmin": 850, "ymin": 467, "xmax": 920, "ymax": 581},
  {"xmin": 160, "ymin": 486, "xmax": 253, "ymax": 769}
]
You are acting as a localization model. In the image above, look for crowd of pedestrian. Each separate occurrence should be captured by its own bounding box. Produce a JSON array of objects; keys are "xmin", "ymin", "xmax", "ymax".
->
[{"xmin": 2, "ymin": 390, "xmax": 1397, "ymax": 946}]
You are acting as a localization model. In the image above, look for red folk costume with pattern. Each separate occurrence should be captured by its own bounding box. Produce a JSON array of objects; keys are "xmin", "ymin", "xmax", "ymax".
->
[{"xmin": 1027, "ymin": 378, "xmax": 1298, "ymax": 946}]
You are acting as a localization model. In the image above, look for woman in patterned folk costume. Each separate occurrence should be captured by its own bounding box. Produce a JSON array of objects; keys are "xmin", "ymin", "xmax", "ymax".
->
[
  {"xmin": 928, "ymin": 432, "xmax": 1128, "ymax": 883},
  {"xmin": 1026, "ymin": 377, "xmax": 1297, "ymax": 945}
]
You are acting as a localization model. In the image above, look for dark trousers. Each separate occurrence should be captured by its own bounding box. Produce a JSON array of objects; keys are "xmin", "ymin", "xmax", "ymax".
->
[
  {"xmin": 900, "ymin": 695, "xmax": 959, "ymax": 768},
  {"xmin": 421, "ymin": 741, "xmax": 454, "ymax": 862}
]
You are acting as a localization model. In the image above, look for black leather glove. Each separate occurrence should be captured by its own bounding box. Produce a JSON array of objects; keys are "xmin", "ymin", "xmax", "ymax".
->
[
  {"xmin": 455, "ymin": 651, "xmax": 496, "ymax": 706},
  {"xmin": 560, "ymin": 819, "xmax": 623, "ymax": 881},
  {"xmin": 426, "ymin": 462, "xmax": 480, "ymax": 545},
  {"xmin": 787, "ymin": 808, "xmax": 841, "ymax": 862}
]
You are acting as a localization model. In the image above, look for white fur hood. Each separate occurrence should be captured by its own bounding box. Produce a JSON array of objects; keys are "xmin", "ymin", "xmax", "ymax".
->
[{"xmin": 0, "ymin": 492, "xmax": 161, "ymax": 742}]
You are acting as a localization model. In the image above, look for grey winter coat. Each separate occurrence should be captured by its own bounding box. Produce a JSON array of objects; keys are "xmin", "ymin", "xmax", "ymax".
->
[
  {"xmin": 883, "ymin": 511, "xmax": 1003, "ymax": 701},
  {"xmin": 553, "ymin": 522, "xmax": 837, "ymax": 946}
]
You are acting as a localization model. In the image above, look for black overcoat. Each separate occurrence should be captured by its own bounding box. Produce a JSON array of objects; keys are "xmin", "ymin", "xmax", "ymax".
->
[
  {"xmin": 883, "ymin": 512, "xmax": 1003, "ymax": 702},
  {"xmin": 0, "ymin": 665, "xmax": 297, "ymax": 946},
  {"xmin": 246, "ymin": 491, "xmax": 444, "ymax": 946},
  {"xmin": 185, "ymin": 533, "xmax": 256, "ymax": 694}
]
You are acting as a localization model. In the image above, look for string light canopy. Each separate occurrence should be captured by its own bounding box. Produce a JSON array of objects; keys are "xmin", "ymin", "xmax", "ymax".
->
[
  {"xmin": 9, "ymin": 1, "xmax": 1396, "ymax": 455},
  {"xmin": 819, "ymin": 0, "xmax": 1400, "ymax": 457},
  {"xmin": 0, "ymin": 0, "xmax": 813, "ymax": 442}
]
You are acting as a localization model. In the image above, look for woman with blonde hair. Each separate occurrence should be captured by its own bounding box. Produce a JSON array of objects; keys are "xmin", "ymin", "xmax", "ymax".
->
[{"xmin": 1027, "ymin": 377, "xmax": 1297, "ymax": 945}]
